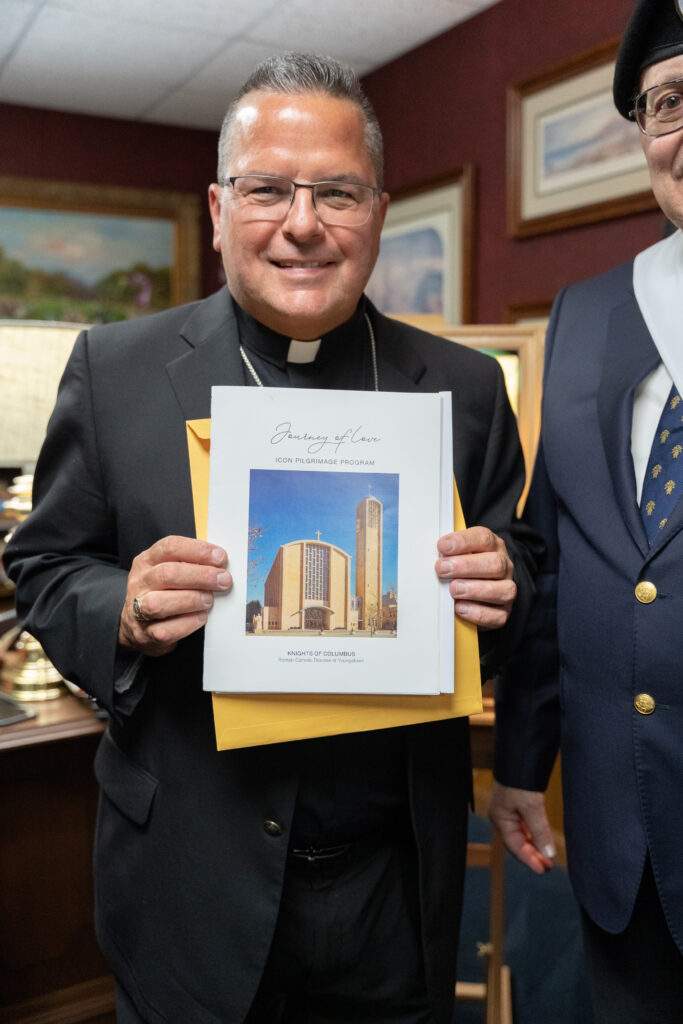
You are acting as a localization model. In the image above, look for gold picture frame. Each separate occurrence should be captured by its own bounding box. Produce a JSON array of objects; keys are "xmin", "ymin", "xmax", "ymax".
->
[
  {"xmin": 367, "ymin": 168, "xmax": 475, "ymax": 326},
  {"xmin": 0, "ymin": 175, "xmax": 201, "ymax": 322},
  {"xmin": 506, "ymin": 300, "xmax": 552, "ymax": 329},
  {"xmin": 394, "ymin": 320, "xmax": 545, "ymax": 511},
  {"xmin": 507, "ymin": 40, "xmax": 658, "ymax": 238}
]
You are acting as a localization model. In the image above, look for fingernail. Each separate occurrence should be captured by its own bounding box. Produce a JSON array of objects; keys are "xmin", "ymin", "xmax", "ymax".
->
[
  {"xmin": 436, "ymin": 559, "xmax": 453, "ymax": 575},
  {"xmin": 451, "ymin": 580, "xmax": 467, "ymax": 597},
  {"xmin": 211, "ymin": 547, "xmax": 227, "ymax": 566},
  {"xmin": 216, "ymin": 571, "xmax": 232, "ymax": 589},
  {"xmin": 441, "ymin": 539, "xmax": 455, "ymax": 555},
  {"xmin": 543, "ymin": 844, "xmax": 556, "ymax": 860},
  {"xmin": 202, "ymin": 593, "xmax": 214, "ymax": 608}
]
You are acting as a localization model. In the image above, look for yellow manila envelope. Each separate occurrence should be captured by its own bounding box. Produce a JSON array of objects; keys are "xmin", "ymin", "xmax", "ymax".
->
[{"xmin": 186, "ymin": 419, "xmax": 482, "ymax": 751}]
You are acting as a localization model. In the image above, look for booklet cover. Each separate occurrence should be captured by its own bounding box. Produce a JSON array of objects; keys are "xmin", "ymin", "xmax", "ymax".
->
[{"xmin": 203, "ymin": 387, "xmax": 455, "ymax": 696}]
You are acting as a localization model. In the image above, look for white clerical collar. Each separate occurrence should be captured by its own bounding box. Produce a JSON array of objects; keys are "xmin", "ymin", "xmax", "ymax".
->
[
  {"xmin": 287, "ymin": 338, "xmax": 321, "ymax": 363},
  {"xmin": 633, "ymin": 229, "xmax": 683, "ymax": 399}
]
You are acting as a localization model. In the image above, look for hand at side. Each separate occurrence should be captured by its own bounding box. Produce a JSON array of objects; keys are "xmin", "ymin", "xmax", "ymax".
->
[{"xmin": 489, "ymin": 781, "xmax": 556, "ymax": 875}]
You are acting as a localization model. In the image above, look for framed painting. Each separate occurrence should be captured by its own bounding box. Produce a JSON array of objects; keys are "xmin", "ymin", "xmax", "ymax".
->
[
  {"xmin": 366, "ymin": 168, "xmax": 474, "ymax": 327},
  {"xmin": 0, "ymin": 176, "xmax": 201, "ymax": 323},
  {"xmin": 432, "ymin": 324, "xmax": 545, "ymax": 512},
  {"xmin": 507, "ymin": 40, "xmax": 658, "ymax": 237}
]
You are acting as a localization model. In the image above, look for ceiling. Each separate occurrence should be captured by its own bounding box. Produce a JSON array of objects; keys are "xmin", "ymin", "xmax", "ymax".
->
[{"xmin": 0, "ymin": 0, "xmax": 499, "ymax": 130}]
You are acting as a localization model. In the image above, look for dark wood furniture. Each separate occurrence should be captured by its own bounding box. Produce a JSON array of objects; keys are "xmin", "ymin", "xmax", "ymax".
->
[{"xmin": 0, "ymin": 692, "xmax": 115, "ymax": 1024}]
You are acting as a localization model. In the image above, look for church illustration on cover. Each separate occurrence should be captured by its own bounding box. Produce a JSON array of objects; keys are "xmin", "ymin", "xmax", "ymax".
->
[{"xmin": 248, "ymin": 485, "xmax": 398, "ymax": 637}]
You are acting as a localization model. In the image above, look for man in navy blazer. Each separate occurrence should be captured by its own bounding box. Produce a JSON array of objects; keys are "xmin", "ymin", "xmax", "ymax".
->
[{"xmin": 491, "ymin": 3, "xmax": 683, "ymax": 1020}]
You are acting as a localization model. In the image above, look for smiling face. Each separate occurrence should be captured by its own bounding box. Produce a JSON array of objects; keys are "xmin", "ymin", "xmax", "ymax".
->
[
  {"xmin": 208, "ymin": 90, "xmax": 388, "ymax": 340},
  {"xmin": 639, "ymin": 54, "xmax": 683, "ymax": 229}
]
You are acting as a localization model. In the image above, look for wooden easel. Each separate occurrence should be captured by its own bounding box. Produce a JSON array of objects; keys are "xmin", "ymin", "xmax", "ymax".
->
[{"xmin": 455, "ymin": 704, "xmax": 513, "ymax": 1024}]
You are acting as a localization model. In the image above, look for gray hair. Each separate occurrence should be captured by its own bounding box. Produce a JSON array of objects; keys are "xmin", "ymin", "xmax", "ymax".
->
[{"xmin": 217, "ymin": 52, "xmax": 384, "ymax": 188}]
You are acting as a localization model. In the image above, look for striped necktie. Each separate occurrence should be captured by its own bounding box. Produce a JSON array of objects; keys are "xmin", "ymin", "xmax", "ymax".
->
[{"xmin": 640, "ymin": 384, "xmax": 683, "ymax": 545}]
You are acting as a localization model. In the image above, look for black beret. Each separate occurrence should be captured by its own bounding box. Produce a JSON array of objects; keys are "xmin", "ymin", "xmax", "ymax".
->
[{"xmin": 614, "ymin": 0, "xmax": 683, "ymax": 118}]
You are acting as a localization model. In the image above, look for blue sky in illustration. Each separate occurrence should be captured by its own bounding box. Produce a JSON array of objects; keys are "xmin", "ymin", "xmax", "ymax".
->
[
  {"xmin": 247, "ymin": 469, "xmax": 399, "ymax": 603},
  {"xmin": 0, "ymin": 207, "xmax": 173, "ymax": 284}
]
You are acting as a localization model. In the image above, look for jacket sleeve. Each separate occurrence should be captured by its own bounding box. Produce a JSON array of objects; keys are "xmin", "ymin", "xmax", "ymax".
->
[
  {"xmin": 469, "ymin": 358, "xmax": 545, "ymax": 676},
  {"xmin": 493, "ymin": 293, "xmax": 566, "ymax": 792},
  {"xmin": 4, "ymin": 331, "xmax": 139, "ymax": 716}
]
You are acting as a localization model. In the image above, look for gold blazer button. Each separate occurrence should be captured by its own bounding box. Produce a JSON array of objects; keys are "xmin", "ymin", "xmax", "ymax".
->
[
  {"xmin": 634, "ymin": 693, "xmax": 656, "ymax": 715},
  {"xmin": 635, "ymin": 581, "xmax": 657, "ymax": 604}
]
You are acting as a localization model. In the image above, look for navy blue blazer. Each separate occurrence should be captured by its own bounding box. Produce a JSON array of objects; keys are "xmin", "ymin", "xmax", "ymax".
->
[{"xmin": 495, "ymin": 260, "xmax": 683, "ymax": 952}]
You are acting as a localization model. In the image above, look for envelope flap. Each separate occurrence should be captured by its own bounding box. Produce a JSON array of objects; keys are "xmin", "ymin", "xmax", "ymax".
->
[
  {"xmin": 186, "ymin": 419, "xmax": 211, "ymax": 540},
  {"xmin": 187, "ymin": 418, "xmax": 211, "ymax": 446}
]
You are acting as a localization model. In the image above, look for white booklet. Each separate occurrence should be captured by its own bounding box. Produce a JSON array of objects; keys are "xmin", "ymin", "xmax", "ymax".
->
[{"xmin": 203, "ymin": 387, "xmax": 455, "ymax": 695}]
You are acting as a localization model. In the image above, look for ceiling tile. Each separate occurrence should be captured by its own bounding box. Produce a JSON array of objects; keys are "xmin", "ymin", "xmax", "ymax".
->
[
  {"xmin": 244, "ymin": 0, "xmax": 490, "ymax": 68},
  {"xmin": 145, "ymin": 40, "xmax": 282, "ymax": 129},
  {"xmin": 46, "ymin": 0, "xmax": 283, "ymax": 40},
  {"xmin": 0, "ymin": 5, "xmax": 219, "ymax": 118},
  {"xmin": 0, "ymin": 0, "xmax": 502, "ymax": 128}
]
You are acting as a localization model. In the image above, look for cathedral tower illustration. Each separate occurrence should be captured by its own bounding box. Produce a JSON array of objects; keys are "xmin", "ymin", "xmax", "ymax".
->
[{"xmin": 355, "ymin": 494, "xmax": 383, "ymax": 631}]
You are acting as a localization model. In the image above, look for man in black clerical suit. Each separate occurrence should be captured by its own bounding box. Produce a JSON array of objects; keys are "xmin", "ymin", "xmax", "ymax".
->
[{"xmin": 6, "ymin": 54, "xmax": 537, "ymax": 1024}]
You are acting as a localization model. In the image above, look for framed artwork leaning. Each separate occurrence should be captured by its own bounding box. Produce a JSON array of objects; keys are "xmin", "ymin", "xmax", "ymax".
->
[
  {"xmin": 0, "ymin": 176, "xmax": 201, "ymax": 323},
  {"xmin": 506, "ymin": 300, "xmax": 552, "ymax": 330},
  {"xmin": 366, "ymin": 168, "xmax": 474, "ymax": 327},
  {"xmin": 393, "ymin": 321, "xmax": 546, "ymax": 512},
  {"xmin": 507, "ymin": 40, "xmax": 658, "ymax": 237}
]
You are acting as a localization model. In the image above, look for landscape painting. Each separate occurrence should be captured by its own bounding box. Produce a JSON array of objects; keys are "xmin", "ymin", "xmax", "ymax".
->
[
  {"xmin": 0, "ymin": 206, "xmax": 173, "ymax": 323},
  {"xmin": 367, "ymin": 224, "xmax": 446, "ymax": 317},
  {"xmin": 366, "ymin": 172, "xmax": 471, "ymax": 325},
  {"xmin": 537, "ymin": 87, "xmax": 645, "ymax": 196},
  {"xmin": 508, "ymin": 43, "xmax": 656, "ymax": 235}
]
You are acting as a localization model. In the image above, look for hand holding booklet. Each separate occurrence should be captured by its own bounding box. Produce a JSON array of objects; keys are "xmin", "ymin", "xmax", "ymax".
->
[{"xmin": 203, "ymin": 386, "xmax": 460, "ymax": 696}]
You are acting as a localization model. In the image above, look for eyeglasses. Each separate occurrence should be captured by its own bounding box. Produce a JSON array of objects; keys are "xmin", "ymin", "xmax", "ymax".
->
[
  {"xmin": 221, "ymin": 174, "xmax": 380, "ymax": 227},
  {"xmin": 630, "ymin": 78, "xmax": 683, "ymax": 137}
]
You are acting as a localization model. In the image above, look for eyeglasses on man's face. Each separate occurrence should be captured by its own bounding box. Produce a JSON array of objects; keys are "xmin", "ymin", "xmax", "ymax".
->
[
  {"xmin": 630, "ymin": 78, "xmax": 683, "ymax": 137},
  {"xmin": 221, "ymin": 174, "xmax": 380, "ymax": 227}
]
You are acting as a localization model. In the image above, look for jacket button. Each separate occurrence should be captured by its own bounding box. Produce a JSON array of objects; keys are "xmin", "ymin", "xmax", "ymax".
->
[
  {"xmin": 635, "ymin": 581, "xmax": 657, "ymax": 604},
  {"xmin": 263, "ymin": 818, "xmax": 284, "ymax": 837},
  {"xmin": 634, "ymin": 693, "xmax": 656, "ymax": 715}
]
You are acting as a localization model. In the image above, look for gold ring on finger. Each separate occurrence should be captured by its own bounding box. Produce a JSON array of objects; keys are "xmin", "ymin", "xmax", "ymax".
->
[{"xmin": 132, "ymin": 595, "xmax": 152, "ymax": 624}]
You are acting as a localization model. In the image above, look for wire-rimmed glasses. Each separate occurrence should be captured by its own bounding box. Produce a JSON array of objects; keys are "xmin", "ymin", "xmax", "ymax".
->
[
  {"xmin": 630, "ymin": 78, "xmax": 683, "ymax": 137},
  {"xmin": 221, "ymin": 174, "xmax": 380, "ymax": 227}
]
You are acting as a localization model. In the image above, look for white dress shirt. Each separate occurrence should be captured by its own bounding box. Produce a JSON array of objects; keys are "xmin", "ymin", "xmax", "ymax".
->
[{"xmin": 631, "ymin": 229, "xmax": 683, "ymax": 501}]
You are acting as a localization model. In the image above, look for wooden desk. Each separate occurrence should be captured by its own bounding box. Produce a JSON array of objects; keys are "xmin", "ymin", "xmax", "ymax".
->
[
  {"xmin": 0, "ymin": 691, "xmax": 516, "ymax": 1023},
  {"xmin": 0, "ymin": 693, "xmax": 115, "ymax": 1024}
]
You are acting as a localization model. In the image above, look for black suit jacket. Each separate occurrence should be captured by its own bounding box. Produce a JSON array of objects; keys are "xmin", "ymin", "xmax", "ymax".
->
[{"xmin": 6, "ymin": 289, "xmax": 535, "ymax": 1023}]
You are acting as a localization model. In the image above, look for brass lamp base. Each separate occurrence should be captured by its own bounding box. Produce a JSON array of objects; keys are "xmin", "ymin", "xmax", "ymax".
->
[{"xmin": 1, "ymin": 629, "xmax": 66, "ymax": 702}]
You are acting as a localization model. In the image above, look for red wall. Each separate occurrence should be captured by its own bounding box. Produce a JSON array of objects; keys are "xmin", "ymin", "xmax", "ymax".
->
[
  {"xmin": 362, "ymin": 0, "xmax": 665, "ymax": 323},
  {"xmin": 0, "ymin": 102, "xmax": 223, "ymax": 298},
  {"xmin": 1, "ymin": 0, "xmax": 665, "ymax": 321}
]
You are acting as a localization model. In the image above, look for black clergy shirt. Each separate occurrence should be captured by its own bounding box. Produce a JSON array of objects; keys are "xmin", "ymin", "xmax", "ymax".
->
[{"xmin": 234, "ymin": 297, "xmax": 410, "ymax": 847}]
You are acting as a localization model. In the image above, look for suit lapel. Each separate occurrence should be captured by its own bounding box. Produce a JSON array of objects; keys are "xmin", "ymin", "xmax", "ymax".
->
[
  {"xmin": 368, "ymin": 305, "xmax": 427, "ymax": 392},
  {"xmin": 166, "ymin": 289, "xmax": 245, "ymax": 422},
  {"xmin": 597, "ymin": 294, "xmax": 660, "ymax": 558}
]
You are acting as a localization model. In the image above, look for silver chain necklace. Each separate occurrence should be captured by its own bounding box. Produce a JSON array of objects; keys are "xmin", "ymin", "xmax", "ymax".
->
[{"xmin": 239, "ymin": 312, "xmax": 379, "ymax": 391}]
